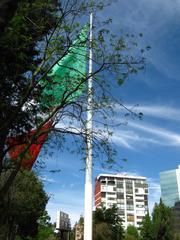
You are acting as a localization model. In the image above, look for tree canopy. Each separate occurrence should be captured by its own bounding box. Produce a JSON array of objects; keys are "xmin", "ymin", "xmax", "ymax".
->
[
  {"xmin": 140, "ymin": 199, "xmax": 174, "ymax": 240},
  {"xmin": 93, "ymin": 206, "xmax": 124, "ymax": 240},
  {"xmin": 0, "ymin": 0, "xmax": 148, "ymax": 198},
  {"xmin": 0, "ymin": 170, "xmax": 48, "ymax": 240},
  {"xmin": 124, "ymin": 225, "xmax": 140, "ymax": 240}
]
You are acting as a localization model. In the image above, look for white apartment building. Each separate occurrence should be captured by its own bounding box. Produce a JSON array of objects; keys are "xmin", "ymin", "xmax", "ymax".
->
[{"xmin": 94, "ymin": 173, "xmax": 148, "ymax": 229}]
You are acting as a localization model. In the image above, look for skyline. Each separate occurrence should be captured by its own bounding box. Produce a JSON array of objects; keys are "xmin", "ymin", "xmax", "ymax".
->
[{"xmin": 36, "ymin": 0, "xmax": 180, "ymax": 225}]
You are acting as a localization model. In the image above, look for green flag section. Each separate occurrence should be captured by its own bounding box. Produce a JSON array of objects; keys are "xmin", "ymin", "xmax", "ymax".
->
[{"xmin": 40, "ymin": 26, "xmax": 88, "ymax": 109}]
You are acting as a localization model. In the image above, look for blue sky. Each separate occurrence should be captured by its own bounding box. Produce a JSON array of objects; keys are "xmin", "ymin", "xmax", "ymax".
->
[{"xmin": 36, "ymin": 0, "xmax": 180, "ymax": 225}]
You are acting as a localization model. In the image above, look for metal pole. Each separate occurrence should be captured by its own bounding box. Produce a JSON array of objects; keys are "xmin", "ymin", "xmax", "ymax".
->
[{"xmin": 84, "ymin": 12, "xmax": 93, "ymax": 240}]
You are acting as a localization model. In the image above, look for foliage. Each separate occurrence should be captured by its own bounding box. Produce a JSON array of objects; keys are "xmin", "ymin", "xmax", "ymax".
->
[
  {"xmin": 139, "ymin": 212, "xmax": 153, "ymax": 240},
  {"xmin": 0, "ymin": 170, "xmax": 48, "ymax": 239},
  {"xmin": 0, "ymin": 0, "xmax": 149, "ymax": 197},
  {"xmin": 75, "ymin": 206, "xmax": 124, "ymax": 240},
  {"xmin": 0, "ymin": 0, "xmax": 19, "ymax": 37},
  {"xmin": 28, "ymin": 211, "xmax": 57, "ymax": 240},
  {"xmin": 151, "ymin": 199, "xmax": 173, "ymax": 240},
  {"xmin": 93, "ymin": 222, "xmax": 112, "ymax": 240},
  {"xmin": 124, "ymin": 225, "xmax": 140, "ymax": 240},
  {"xmin": 174, "ymin": 234, "xmax": 180, "ymax": 240},
  {"xmin": 0, "ymin": 0, "xmax": 59, "ymax": 197},
  {"xmin": 93, "ymin": 206, "xmax": 124, "ymax": 240},
  {"xmin": 140, "ymin": 199, "xmax": 173, "ymax": 240}
]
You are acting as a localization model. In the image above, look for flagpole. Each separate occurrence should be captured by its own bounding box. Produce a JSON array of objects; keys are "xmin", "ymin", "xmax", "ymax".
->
[{"xmin": 84, "ymin": 12, "xmax": 93, "ymax": 240}]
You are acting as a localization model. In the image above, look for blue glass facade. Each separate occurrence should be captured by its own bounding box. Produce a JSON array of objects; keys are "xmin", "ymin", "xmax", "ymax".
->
[{"xmin": 160, "ymin": 169, "xmax": 180, "ymax": 207}]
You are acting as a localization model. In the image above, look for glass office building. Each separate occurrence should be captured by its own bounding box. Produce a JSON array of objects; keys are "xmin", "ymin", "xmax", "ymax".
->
[{"xmin": 160, "ymin": 165, "xmax": 180, "ymax": 207}]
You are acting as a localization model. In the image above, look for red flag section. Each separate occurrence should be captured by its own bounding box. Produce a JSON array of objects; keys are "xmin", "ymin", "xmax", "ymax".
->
[{"xmin": 7, "ymin": 121, "xmax": 52, "ymax": 170}]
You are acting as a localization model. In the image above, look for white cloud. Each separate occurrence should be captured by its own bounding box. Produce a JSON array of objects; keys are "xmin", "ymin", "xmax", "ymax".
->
[
  {"xmin": 138, "ymin": 105, "xmax": 180, "ymax": 121},
  {"xmin": 129, "ymin": 121, "xmax": 180, "ymax": 146},
  {"xmin": 116, "ymin": 104, "xmax": 180, "ymax": 121},
  {"xmin": 39, "ymin": 175, "xmax": 58, "ymax": 183},
  {"xmin": 111, "ymin": 129, "xmax": 162, "ymax": 150},
  {"xmin": 110, "ymin": 104, "xmax": 180, "ymax": 149}
]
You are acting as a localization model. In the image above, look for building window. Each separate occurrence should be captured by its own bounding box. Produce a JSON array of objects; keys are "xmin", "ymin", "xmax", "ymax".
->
[
  {"xmin": 136, "ymin": 210, "xmax": 144, "ymax": 214},
  {"xmin": 126, "ymin": 179, "xmax": 132, "ymax": 183},
  {"xmin": 107, "ymin": 197, "xmax": 116, "ymax": 201},
  {"xmin": 126, "ymin": 205, "xmax": 134, "ymax": 210},
  {"xmin": 127, "ymin": 214, "xmax": 134, "ymax": 222},
  {"xmin": 117, "ymin": 193, "xmax": 124, "ymax": 199},
  {"xmin": 101, "ymin": 192, "xmax": 106, "ymax": 198},
  {"xmin": 117, "ymin": 188, "xmax": 124, "ymax": 193},
  {"xmin": 107, "ymin": 192, "xmax": 115, "ymax": 195},
  {"xmin": 136, "ymin": 199, "xmax": 144, "ymax": 202},
  {"xmin": 127, "ymin": 201, "xmax": 134, "ymax": 206},
  {"xmin": 117, "ymin": 183, "xmax": 124, "ymax": 188},
  {"xmin": 101, "ymin": 181, "xmax": 106, "ymax": 185},
  {"xmin": 108, "ymin": 181, "xmax": 115, "ymax": 186},
  {"xmin": 118, "ymin": 204, "xmax": 125, "ymax": 209},
  {"xmin": 126, "ymin": 195, "xmax": 133, "ymax": 200},
  {"xmin": 117, "ymin": 209, "xmax": 125, "ymax": 215},
  {"xmin": 126, "ymin": 190, "xmax": 133, "ymax": 194}
]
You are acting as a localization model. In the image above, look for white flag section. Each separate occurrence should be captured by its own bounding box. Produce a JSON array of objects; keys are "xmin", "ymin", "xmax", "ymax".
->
[{"xmin": 84, "ymin": 13, "xmax": 93, "ymax": 240}]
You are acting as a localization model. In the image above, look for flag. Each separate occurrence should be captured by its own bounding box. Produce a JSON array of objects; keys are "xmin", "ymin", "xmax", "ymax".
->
[
  {"xmin": 6, "ymin": 26, "xmax": 88, "ymax": 169},
  {"xmin": 7, "ymin": 121, "xmax": 52, "ymax": 170},
  {"xmin": 40, "ymin": 26, "xmax": 88, "ymax": 109}
]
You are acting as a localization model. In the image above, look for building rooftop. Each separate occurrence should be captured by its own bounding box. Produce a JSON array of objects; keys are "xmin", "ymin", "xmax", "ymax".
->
[
  {"xmin": 160, "ymin": 165, "xmax": 180, "ymax": 174},
  {"xmin": 96, "ymin": 173, "xmax": 146, "ymax": 180}
]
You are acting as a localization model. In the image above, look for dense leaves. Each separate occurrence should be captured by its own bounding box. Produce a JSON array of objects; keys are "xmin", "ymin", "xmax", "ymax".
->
[
  {"xmin": 93, "ymin": 206, "xmax": 124, "ymax": 240},
  {"xmin": 0, "ymin": 170, "xmax": 48, "ymax": 239},
  {"xmin": 139, "ymin": 212, "xmax": 153, "ymax": 240},
  {"xmin": 140, "ymin": 199, "xmax": 173, "ymax": 240},
  {"xmin": 124, "ymin": 225, "xmax": 140, "ymax": 240},
  {"xmin": 0, "ymin": 0, "xmax": 58, "ymax": 139},
  {"xmin": 0, "ymin": 0, "xmax": 19, "ymax": 37}
]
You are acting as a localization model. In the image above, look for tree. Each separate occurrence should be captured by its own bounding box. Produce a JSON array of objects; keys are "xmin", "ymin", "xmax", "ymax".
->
[
  {"xmin": 140, "ymin": 199, "xmax": 173, "ymax": 240},
  {"xmin": 30, "ymin": 211, "xmax": 58, "ymax": 240},
  {"xmin": 0, "ymin": 0, "xmax": 148, "ymax": 198},
  {"xmin": 139, "ymin": 212, "xmax": 153, "ymax": 240},
  {"xmin": 93, "ymin": 206, "xmax": 124, "ymax": 240},
  {"xmin": 0, "ymin": 0, "xmax": 59, "ymax": 197},
  {"xmin": 0, "ymin": 170, "xmax": 48, "ymax": 240},
  {"xmin": 152, "ymin": 199, "xmax": 173, "ymax": 240},
  {"xmin": 125, "ymin": 225, "xmax": 140, "ymax": 240},
  {"xmin": 93, "ymin": 222, "xmax": 112, "ymax": 240}
]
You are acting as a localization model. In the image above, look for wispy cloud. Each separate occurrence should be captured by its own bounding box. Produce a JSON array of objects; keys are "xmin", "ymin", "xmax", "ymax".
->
[
  {"xmin": 39, "ymin": 175, "xmax": 58, "ymax": 183},
  {"xmin": 129, "ymin": 121, "xmax": 180, "ymax": 146},
  {"xmin": 111, "ymin": 129, "xmax": 161, "ymax": 150},
  {"xmin": 115, "ymin": 104, "xmax": 180, "ymax": 121},
  {"xmin": 110, "ymin": 104, "xmax": 180, "ymax": 149},
  {"xmin": 135, "ymin": 105, "xmax": 180, "ymax": 121}
]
